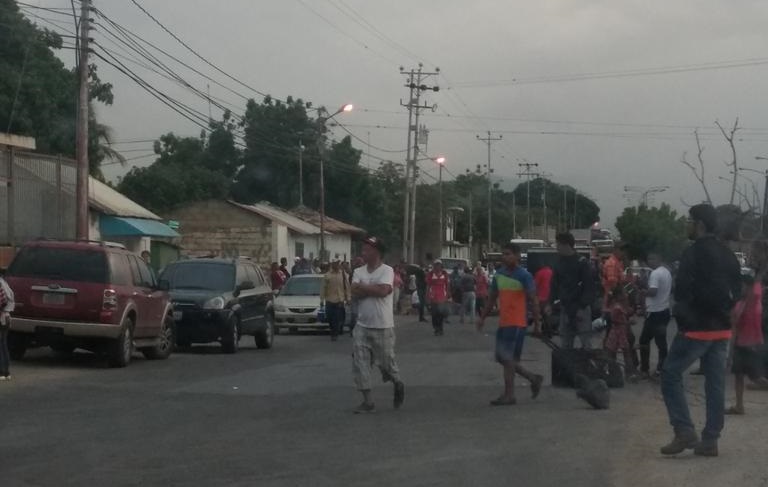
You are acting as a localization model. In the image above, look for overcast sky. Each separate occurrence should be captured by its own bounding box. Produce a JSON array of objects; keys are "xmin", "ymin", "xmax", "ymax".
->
[{"xmin": 27, "ymin": 0, "xmax": 768, "ymax": 229}]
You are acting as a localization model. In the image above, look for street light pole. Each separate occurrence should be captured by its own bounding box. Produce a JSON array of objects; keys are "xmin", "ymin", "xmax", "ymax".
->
[
  {"xmin": 316, "ymin": 103, "xmax": 353, "ymax": 261},
  {"xmin": 436, "ymin": 157, "xmax": 446, "ymax": 253}
]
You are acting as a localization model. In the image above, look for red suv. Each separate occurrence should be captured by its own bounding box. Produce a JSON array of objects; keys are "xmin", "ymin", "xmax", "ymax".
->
[{"xmin": 4, "ymin": 240, "xmax": 174, "ymax": 367}]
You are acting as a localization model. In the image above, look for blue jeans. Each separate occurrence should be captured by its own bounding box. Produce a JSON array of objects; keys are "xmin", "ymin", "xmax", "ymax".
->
[
  {"xmin": 661, "ymin": 334, "xmax": 728, "ymax": 441},
  {"xmin": 326, "ymin": 302, "xmax": 346, "ymax": 337}
]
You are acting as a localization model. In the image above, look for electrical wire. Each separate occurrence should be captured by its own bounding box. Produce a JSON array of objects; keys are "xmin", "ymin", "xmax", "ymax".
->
[
  {"xmin": 128, "ymin": 0, "xmax": 276, "ymax": 101},
  {"xmin": 293, "ymin": 0, "xmax": 400, "ymax": 66},
  {"xmin": 448, "ymin": 57, "xmax": 768, "ymax": 88}
]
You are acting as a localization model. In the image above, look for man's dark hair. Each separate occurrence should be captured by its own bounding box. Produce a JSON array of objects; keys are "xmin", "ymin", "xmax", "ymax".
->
[
  {"xmin": 502, "ymin": 242, "xmax": 522, "ymax": 255},
  {"xmin": 689, "ymin": 204, "xmax": 718, "ymax": 233},
  {"xmin": 555, "ymin": 232, "xmax": 576, "ymax": 248}
]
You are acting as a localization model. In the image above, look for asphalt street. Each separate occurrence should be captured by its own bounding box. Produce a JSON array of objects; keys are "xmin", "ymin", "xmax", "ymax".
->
[{"xmin": 1, "ymin": 316, "xmax": 768, "ymax": 487}]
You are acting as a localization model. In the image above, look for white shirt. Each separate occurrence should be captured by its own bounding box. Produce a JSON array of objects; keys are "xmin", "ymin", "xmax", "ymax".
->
[
  {"xmin": 645, "ymin": 266, "xmax": 672, "ymax": 312},
  {"xmin": 352, "ymin": 263, "xmax": 395, "ymax": 329}
]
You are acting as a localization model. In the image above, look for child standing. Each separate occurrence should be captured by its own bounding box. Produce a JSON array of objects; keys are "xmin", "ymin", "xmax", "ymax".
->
[
  {"xmin": 604, "ymin": 286, "xmax": 639, "ymax": 382},
  {"xmin": 726, "ymin": 275, "xmax": 768, "ymax": 414}
]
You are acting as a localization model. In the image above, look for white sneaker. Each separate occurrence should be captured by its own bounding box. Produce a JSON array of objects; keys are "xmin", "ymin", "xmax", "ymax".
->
[{"xmin": 0, "ymin": 376, "xmax": 7, "ymax": 381}]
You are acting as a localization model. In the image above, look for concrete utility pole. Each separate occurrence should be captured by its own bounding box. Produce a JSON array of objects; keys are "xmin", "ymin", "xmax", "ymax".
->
[
  {"xmin": 400, "ymin": 64, "xmax": 439, "ymax": 262},
  {"xmin": 75, "ymin": 0, "xmax": 91, "ymax": 239},
  {"xmin": 297, "ymin": 139, "xmax": 305, "ymax": 206},
  {"xmin": 517, "ymin": 161, "xmax": 540, "ymax": 238},
  {"xmin": 476, "ymin": 131, "xmax": 502, "ymax": 251}
]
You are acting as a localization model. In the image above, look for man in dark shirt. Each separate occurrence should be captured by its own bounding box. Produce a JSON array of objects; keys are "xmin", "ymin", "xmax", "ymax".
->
[
  {"xmin": 550, "ymin": 232, "xmax": 595, "ymax": 350},
  {"xmin": 279, "ymin": 257, "xmax": 291, "ymax": 279},
  {"xmin": 660, "ymin": 204, "xmax": 741, "ymax": 457}
]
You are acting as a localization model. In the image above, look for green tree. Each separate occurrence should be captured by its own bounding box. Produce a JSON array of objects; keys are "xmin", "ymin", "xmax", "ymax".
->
[
  {"xmin": 117, "ymin": 120, "xmax": 238, "ymax": 212},
  {"xmin": 615, "ymin": 204, "xmax": 687, "ymax": 261},
  {"xmin": 0, "ymin": 1, "xmax": 119, "ymax": 177}
]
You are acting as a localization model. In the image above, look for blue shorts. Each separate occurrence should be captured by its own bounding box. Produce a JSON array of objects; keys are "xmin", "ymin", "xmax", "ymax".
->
[{"xmin": 495, "ymin": 326, "xmax": 527, "ymax": 363}]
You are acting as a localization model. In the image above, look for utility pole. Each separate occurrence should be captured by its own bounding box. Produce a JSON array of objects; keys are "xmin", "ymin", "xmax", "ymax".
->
[
  {"xmin": 400, "ymin": 64, "xmax": 439, "ymax": 262},
  {"xmin": 75, "ymin": 0, "xmax": 90, "ymax": 240},
  {"xmin": 563, "ymin": 186, "xmax": 567, "ymax": 230},
  {"xmin": 517, "ymin": 161, "xmax": 540, "ymax": 238},
  {"xmin": 476, "ymin": 131, "xmax": 502, "ymax": 251},
  {"xmin": 297, "ymin": 139, "xmax": 305, "ymax": 206}
]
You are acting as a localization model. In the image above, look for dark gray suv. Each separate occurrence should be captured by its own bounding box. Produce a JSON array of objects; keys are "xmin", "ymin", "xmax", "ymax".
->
[{"xmin": 160, "ymin": 258, "xmax": 274, "ymax": 353}]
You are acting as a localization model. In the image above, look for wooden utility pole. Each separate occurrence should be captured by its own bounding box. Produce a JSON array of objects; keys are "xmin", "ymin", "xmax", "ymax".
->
[
  {"xmin": 476, "ymin": 131, "xmax": 502, "ymax": 251},
  {"xmin": 75, "ymin": 0, "xmax": 91, "ymax": 239}
]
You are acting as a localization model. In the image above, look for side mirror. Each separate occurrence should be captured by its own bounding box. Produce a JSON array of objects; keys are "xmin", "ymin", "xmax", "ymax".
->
[{"xmin": 157, "ymin": 279, "xmax": 170, "ymax": 292}]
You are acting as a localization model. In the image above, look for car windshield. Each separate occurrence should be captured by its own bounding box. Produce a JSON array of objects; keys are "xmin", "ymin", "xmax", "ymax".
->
[
  {"xmin": 7, "ymin": 247, "xmax": 108, "ymax": 283},
  {"xmin": 280, "ymin": 277, "xmax": 322, "ymax": 296},
  {"xmin": 163, "ymin": 263, "xmax": 234, "ymax": 292}
]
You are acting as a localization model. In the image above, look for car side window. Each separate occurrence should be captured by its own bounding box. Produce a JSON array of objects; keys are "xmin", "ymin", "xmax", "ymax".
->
[
  {"xmin": 253, "ymin": 267, "xmax": 268, "ymax": 287},
  {"xmin": 127, "ymin": 255, "xmax": 154, "ymax": 288},
  {"xmin": 236, "ymin": 263, "xmax": 248, "ymax": 286},
  {"xmin": 108, "ymin": 253, "xmax": 132, "ymax": 286},
  {"xmin": 245, "ymin": 264, "xmax": 262, "ymax": 287},
  {"xmin": 127, "ymin": 255, "xmax": 143, "ymax": 287}
]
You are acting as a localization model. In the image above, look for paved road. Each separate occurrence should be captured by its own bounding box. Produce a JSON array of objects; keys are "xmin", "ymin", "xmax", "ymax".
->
[{"xmin": 2, "ymin": 316, "xmax": 768, "ymax": 487}]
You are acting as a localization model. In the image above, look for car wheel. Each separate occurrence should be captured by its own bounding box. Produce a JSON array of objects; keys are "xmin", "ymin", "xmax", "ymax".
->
[
  {"xmin": 8, "ymin": 333, "xmax": 27, "ymax": 361},
  {"xmin": 221, "ymin": 316, "xmax": 240, "ymax": 354},
  {"xmin": 255, "ymin": 314, "xmax": 274, "ymax": 349},
  {"xmin": 142, "ymin": 314, "xmax": 175, "ymax": 360},
  {"xmin": 107, "ymin": 318, "xmax": 133, "ymax": 368}
]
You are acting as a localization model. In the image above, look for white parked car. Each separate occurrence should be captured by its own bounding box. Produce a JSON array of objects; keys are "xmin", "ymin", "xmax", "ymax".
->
[{"xmin": 270, "ymin": 274, "xmax": 326, "ymax": 334}]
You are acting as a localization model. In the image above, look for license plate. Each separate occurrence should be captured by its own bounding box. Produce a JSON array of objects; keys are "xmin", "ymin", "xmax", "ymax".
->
[
  {"xmin": 42, "ymin": 293, "xmax": 66, "ymax": 305},
  {"xmin": 173, "ymin": 311, "xmax": 183, "ymax": 321}
]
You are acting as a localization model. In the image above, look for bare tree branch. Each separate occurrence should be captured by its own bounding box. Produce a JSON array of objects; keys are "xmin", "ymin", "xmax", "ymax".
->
[
  {"xmin": 679, "ymin": 129, "xmax": 713, "ymax": 205},
  {"xmin": 715, "ymin": 118, "xmax": 740, "ymax": 205}
]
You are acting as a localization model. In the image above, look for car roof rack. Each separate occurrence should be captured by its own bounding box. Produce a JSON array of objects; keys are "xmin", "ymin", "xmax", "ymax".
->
[{"xmin": 32, "ymin": 237, "xmax": 126, "ymax": 250}]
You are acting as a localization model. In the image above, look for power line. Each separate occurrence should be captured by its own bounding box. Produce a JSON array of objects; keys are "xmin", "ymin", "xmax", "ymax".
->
[
  {"xmin": 128, "ymin": 0, "xmax": 276, "ymax": 101},
  {"xmin": 449, "ymin": 56, "xmax": 768, "ymax": 89},
  {"xmin": 293, "ymin": 0, "xmax": 400, "ymax": 66}
]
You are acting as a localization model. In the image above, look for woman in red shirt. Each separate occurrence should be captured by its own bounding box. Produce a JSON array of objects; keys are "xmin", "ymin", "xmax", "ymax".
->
[{"xmin": 426, "ymin": 260, "xmax": 450, "ymax": 336}]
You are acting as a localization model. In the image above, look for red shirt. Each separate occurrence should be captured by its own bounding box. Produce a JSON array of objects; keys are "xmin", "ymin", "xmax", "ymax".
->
[
  {"xmin": 733, "ymin": 282, "xmax": 764, "ymax": 347},
  {"xmin": 270, "ymin": 270, "xmax": 286, "ymax": 290},
  {"xmin": 475, "ymin": 272, "xmax": 490, "ymax": 298},
  {"xmin": 534, "ymin": 266, "xmax": 553, "ymax": 303},
  {"xmin": 426, "ymin": 270, "xmax": 450, "ymax": 303}
]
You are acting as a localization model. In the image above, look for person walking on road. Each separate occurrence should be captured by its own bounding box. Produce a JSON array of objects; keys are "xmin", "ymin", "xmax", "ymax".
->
[
  {"xmin": 660, "ymin": 204, "xmax": 741, "ymax": 457},
  {"xmin": 270, "ymin": 262, "xmax": 287, "ymax": 291},
  {"xmin": 459, "ymin": 267, "xmax": 477, "ymax": 324},
  {"xmin": 351, "ymin": 236, "xmax": 405, "ymax": 413},
  {"xmin": 639, "ymin": 252, "xmax": 673, "ymax": 379},
  {"xmin": 279, "ymin": 257, "xmax": 291, "ymax": 279},
  {"xmin": 426, "ymin": 260, "xmax": 451, "ymax": 336},
  {"xmin": 725, "ymin": 274, "xmax": 768, "ymax": 415},
  {"xmin": 348, "ymin": 257, "xmax": 364, "ymax": 336},
  {"xmin": 322, "ymin": 260, "xmax": 351, "ymax": 341},
  {"xmin": 478, "ymin": 243, "xmax": 543, "ymax": 406},
  {"xmin": 0, "ymin": 274, "xmax": 15, "ymax": 381},
  {"xmin": 534, "ymin": 263, "xmax": 554, "ymax": 333},
  {"xmin": 475, "ymin": 263, "xmax": 489, "ymax": 317},
  {"xmin": 550, "ymin": 232, "xmax": 596, "ymax": 349}
]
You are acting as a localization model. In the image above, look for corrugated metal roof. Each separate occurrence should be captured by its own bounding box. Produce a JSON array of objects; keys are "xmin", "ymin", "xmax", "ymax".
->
[
  {"xmin": 290, "ymin": 206, "xmax": 366, "ymax": 235},
  {"xmin": 227, "ymin": 200, "xmax": 321, "ymax": 235},
  {"xmin": 88, "ymin": 177, "xmax": 161, "ymax": 220}
]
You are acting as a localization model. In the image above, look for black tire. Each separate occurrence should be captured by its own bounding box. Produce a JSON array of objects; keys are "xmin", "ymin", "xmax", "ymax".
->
[
  {"xmin": 107, "ymin": 318, "xmax": 133, "ymax": 368},
  {"xmin": 221, "ymin": 316, "xmax": 240, "ymax": 354},
  {"xmin": 8, "ymin": 333, "xmax": 27, "ymax": 361},
  {"xmin": 142, "ymin": 314, "xmax": 175, "ymax": 360},
  {"xmin": 255, "ymin": 314, "xmax": 274, "ymax": 349}
]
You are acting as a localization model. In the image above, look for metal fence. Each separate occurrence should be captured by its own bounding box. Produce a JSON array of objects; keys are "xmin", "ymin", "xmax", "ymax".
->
[{"xmin": 0, "ymin": 148, "xmax": 76, "ymax": 246}]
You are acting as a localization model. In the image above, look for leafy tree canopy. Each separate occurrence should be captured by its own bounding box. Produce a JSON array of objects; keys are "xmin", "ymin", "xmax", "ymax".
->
[{"xmin": 615, "ymin": 203, "xmax": 687, "ymax": 261}]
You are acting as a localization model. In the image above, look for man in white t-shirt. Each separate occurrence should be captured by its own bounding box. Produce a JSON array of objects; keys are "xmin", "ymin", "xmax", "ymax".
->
[
  {"xmin": 350, "ymin": 236, "xmax": 405, "ymax": 414},
  {"xmin": 639, "ymin": 252, "xmax": 673, "ymax": 378}
]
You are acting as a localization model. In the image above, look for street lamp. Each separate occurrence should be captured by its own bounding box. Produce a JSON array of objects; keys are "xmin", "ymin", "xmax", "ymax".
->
[{"xmin": 316, "ymin": 103, "xmax": 353, "ymax": 261}]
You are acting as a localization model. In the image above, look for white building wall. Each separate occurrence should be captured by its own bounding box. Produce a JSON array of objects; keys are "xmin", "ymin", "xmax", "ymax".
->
[{"xmin": 324, "ymin": 234, "xmax": 352, "ymax": 262}]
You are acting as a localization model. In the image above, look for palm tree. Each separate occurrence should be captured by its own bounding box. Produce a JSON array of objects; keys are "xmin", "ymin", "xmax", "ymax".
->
[{"xmin": 88, "ymin": 115, "xmax": 126, "ymax": 181}]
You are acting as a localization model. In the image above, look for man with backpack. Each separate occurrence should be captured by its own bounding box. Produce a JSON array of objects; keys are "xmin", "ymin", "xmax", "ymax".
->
[
  {"xmin": 321, "ymin": 259, "xmax": 351, "ymax": 341},
  {"xmin": 550, "ymin": 232, "xmax": 596, "ymax": 350},
  {"xmin": 660, "ymin": 204, "xmax": 741, "ymax": 457}
]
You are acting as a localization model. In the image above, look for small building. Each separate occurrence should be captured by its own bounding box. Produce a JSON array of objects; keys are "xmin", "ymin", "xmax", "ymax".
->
[
  {"xmin": 87, "ymin": 177, "xmax": 181, "ymax": 270},
  {"xmin": 164, "ymin": 200, "xmax": 364, "ymax": 266}
]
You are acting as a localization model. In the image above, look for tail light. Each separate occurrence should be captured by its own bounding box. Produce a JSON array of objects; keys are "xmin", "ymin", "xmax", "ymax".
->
[{"xmin": 103, "ymin": 289, "xmax": 118, "ymax": 310}]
